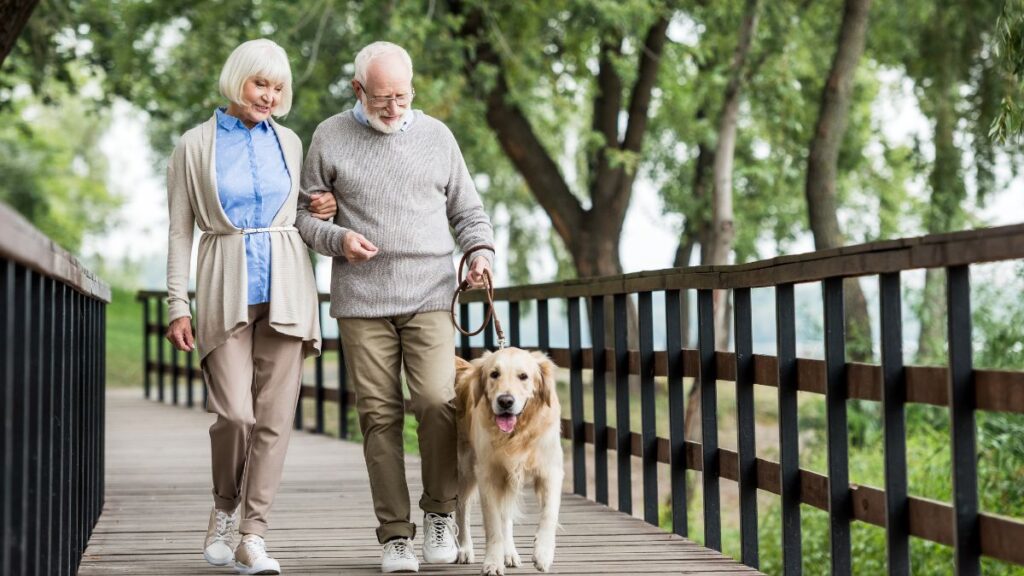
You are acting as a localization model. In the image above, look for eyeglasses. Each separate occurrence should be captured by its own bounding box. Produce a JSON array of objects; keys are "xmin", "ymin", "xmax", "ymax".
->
[{"xmin": 355, "ymin": 81, "xmax": 415, "ymax": 109}]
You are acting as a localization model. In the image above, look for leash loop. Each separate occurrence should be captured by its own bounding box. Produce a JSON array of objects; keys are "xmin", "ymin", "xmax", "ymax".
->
[{"xmin": 451, "ymin": 245, "xmax": 506, "ymax": 349}]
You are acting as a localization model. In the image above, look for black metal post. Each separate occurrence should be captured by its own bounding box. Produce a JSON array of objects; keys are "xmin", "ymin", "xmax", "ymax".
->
[
  {"xmin": 823, "ymin": 277, "xmax": 851, "ymax": 575},
  {"xmin": 156, "ymin": 302, "xmax": 165, "ymax": 403},
  {"xmin": 697, "ymin": 289, "xmax": 720, "ymax": 550},
  {"xmin": 569, "ymin": 297, "xmax": 586, "ymax": 496},
  {"xmin": 947, "ymin": 265, "xmax": 980, "ymax": 575},
  {"xmin": 776, "ymin": 283, "xmax": 801, "ymax": 574},
  {"xmin": 315, "ymin": 306, "xmax": 325, "ymax": 435},
  {"xmin": 509, "ymin": 301, "xmax": 521, "ymax": 348},
  {"xmin": 638, "ymin": 291, "xmax": 658, "ymax": 525},
  {"xmin": 460, "ymin": 302, "xmax": 471, "ymax": 358},
  {"xmin": 879, "ymin": 272, "xmax": 909, "ymax": 575},
  {"xmin": 591, "ymin": 295, "xmax": 609, "ymax": 505},
  {"xmin": 142, "ymin": 297, "xmax": 150, "ymax": 399},
  {"xmin": 666, "ymin": 289, "xmax": 687, "ymax": 537},
  {"xmin": 734, "ymin": 287, "xmax": 757, "ymax": 567},
  {"xmin": 538, "ymin": 299, "xmax": 550, "ymax": 354},
  {"xmin": 614, "ymin": 293, "xmax": 631, "ymax": 514}
]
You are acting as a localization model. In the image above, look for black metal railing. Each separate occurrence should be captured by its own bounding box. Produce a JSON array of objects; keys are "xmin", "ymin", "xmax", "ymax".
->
[
  {"xmin": 1, "ymin": 203, "xmax": 109, "ymax": 576},
  {"xmin": 138, "ymin": 223, "xmax": 1024, "ymax": 575}
]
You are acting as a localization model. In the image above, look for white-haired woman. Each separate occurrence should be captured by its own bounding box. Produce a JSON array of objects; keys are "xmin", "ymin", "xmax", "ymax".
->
[{"xmin": 164, "ymin": 38, "xmax": 334, "ymax": 575}]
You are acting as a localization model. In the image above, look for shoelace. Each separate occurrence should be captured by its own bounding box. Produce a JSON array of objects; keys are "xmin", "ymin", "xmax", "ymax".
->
[
  {"xmin": 385, "ymin": 539, "xmax": 413, "ymax": 559},
  {"xmin": 425, "ymin": 513, "xmax": 459, "ymax": 547},
  {"xmin": 213, "ymin": 511, "xmax": 236, "ymax": 544},
  {"xmin": 243, "ymin": 536, "xmax": 268, "ymax": 561}
]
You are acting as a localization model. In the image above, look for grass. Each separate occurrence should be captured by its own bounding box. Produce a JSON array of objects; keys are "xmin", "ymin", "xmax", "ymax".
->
[{"xmin": 105, "ymin": 287, "xmax": 144, "ymax": 388}]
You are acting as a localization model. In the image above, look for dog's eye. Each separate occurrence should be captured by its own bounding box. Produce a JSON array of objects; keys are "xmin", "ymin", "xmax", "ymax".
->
[
  {"xmin": 518, "ymin": 373, "xmax": 528, "ymax": 381},
  {"xmin": 489, "ymin": 370, "xmax": 500, "ymax": 379}
]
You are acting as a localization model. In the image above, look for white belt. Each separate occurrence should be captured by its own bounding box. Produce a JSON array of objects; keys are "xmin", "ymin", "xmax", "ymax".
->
[{"xmin": 205, "ymin": 226, "xmax": 297, "ymax": 236}]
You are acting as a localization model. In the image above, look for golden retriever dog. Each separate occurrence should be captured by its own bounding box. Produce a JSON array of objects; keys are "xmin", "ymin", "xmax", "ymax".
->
[{"xmin": 454, "ymin": 349, "xmax": 564, "ymax": 576}]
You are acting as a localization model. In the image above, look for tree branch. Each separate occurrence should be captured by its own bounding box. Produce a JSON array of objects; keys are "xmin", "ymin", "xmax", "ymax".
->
[
  {"xmin": 590, "ymin": 37, "xmax": 623, "ymax": 204},
  {"xmin": 450, "ymin": 1, "xmax": 586, "ymax": 244},
  {"xmin": 621, "ymin": 14, "xmax": 671, "ymax": 153},
  {"xmin": 0, "ymin": 0, "xmax": 41, "ymax": 68}
]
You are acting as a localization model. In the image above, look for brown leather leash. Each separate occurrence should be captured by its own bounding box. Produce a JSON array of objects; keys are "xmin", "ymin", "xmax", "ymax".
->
[{"xmin": 450, "ymin": 245, "xmax": 506, "ymax": 349}]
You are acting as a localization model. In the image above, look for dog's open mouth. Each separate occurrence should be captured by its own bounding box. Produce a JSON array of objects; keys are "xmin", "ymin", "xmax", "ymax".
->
[{"xmin": 495, "ymin": 413, "xmax": 518, "ymax": 433}]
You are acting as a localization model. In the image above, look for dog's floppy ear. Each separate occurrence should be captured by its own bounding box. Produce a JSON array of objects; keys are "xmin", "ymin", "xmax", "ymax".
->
[
  {"xmin": 471, "ymin": 356, "xmax": 489, "ymax": 407},
  {"xmin": 455, "ymin": 356, "xmax": 473, "ymax": 379},
  {"xmin": 530, "ymin": 351, "xmax": 557, "ymax": 407}
]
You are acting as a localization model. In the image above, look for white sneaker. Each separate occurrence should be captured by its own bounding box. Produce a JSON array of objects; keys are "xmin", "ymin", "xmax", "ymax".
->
[
  {"xmin": 422, "ymin": 512, "xmax": 459, "ymax": 564},
  {"xmin": 203, "ymin": 507, "xmax": 237, "ymax": 566},
  {"xmin": 234, "ymin": 534, "xmax": 281, "ymax": 575},
  {"xmin": 382, "ymin": 537, "xmax": 419, "ymax": 573}
]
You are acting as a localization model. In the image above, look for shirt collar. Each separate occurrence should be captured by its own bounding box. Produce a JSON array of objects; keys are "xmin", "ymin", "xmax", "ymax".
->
[
  {"xmin": 352, "ymin": 100, "xmax": 416, "ymax": 133},
  {"xmin": 216, "ymin": 107, "xmax": 270, "ymax": 132}
]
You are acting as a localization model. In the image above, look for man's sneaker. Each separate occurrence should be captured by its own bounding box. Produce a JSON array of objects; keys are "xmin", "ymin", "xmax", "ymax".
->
[
  {"xmin": 234, "ymin": 534, "xmax": 281, "ymax": 575},
  {"xmin": 382, "ymin": 537, "xmax": 419, "ymax": 573},
  {"xmin": 203, "ymin": 507, "xmax": 238, "ymax": 566},
  {"xmin": 422, "ymin": 512, "xmax": 459, "ymax": 564}
]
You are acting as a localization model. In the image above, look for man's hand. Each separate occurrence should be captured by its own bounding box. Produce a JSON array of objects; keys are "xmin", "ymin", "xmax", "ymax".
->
[
  {"xmin": 309, "ymin": 192, "xmax": 338, "ymax": 221},
  {"xmin": 166, "ymin": 316, "xmax": 195, "ymax": 352},
  {"xmin": 342, "ymin": 231, "xmax": 379, "ymax": 262},
  {"xmin": 467, "ymin": 256, "xmax": 492, "ymax": 288}
]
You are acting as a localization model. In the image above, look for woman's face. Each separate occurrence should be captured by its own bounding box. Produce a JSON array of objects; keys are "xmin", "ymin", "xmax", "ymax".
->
[{"xmin": 228, "ymin": 76, "xmax": 284, "ymax": 127}]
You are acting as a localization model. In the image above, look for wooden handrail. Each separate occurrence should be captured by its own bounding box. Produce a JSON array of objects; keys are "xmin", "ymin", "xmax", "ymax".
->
[
  {"xmin": 0, "ymin": 201, "xmax": 111, "ymax": 303},
  {"xmin": 455, "ymin": 222, "xmax": 1024, "ymax": 301}
]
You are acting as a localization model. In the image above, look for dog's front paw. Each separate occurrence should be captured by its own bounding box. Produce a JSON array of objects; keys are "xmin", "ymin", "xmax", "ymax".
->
[
  {"xmin": 532, "ymin": 541, "xmax": 554, "ymax": 572},
  {"xmin": 505, "ymin": 550, "xmax": 522, "ymax": 568},
  {"xmin": 481, "ymin": 557, "xmax": 505, "ymax": 576},
  {"xmin": 458, "ymin": 547, "xmax": 475, "ymax": 564}
]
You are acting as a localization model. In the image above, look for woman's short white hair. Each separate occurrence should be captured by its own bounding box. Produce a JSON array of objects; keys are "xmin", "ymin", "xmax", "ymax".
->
[
  {"xmin": 353, "ymin": 41, "xmax": 413, "ymax": 85},
  {"xmin": 219, "ymin": 39, "xmax": 293, "ymax": 117}
]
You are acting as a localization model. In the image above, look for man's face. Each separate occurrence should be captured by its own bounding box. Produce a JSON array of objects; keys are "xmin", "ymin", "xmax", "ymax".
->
[{"xmin": 355, "ymin": 53, "xmax": 414, "ymax": 134}]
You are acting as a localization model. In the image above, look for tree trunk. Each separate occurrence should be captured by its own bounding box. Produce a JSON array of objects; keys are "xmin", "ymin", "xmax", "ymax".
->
[
  {"xmin": 804, "ymin": 0, "xmax": 874, "ymax": 361},
  {"xmin": 682, "ymin": 0, "xmax": 761, "ymax": 457},
  {"xmin": 0, "ymin": 0, "xmax": 39, "ymax": 67},
  {"xmin": 708, "ymin": 0, "xmax": 759, "ymax": 351}
]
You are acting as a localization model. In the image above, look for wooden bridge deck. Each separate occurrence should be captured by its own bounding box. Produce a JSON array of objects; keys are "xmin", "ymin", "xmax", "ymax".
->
[{"xmin": 79, "ymin": 390, "xmax": 761, "ymax": 575}]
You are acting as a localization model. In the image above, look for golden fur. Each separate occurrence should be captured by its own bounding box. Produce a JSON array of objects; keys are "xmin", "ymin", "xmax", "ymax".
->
[{"xmin": 454, "ymin": 349, "xmax": 564, "ymax": 575}]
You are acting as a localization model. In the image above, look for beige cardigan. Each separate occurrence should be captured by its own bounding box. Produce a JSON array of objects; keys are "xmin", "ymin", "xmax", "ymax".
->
[{"xmin": 165, "ymin": 114, "xmax": 321, "ymax": 360}]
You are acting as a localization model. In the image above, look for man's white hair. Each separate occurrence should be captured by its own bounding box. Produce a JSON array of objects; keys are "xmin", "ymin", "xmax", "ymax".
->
[
  {"xmin": 219, "ymin": 39, "xmax": 293, "ymax": 117},
  {"xmin": 353, "ymin": 41, "xmax": 414, "ymax": 85}
]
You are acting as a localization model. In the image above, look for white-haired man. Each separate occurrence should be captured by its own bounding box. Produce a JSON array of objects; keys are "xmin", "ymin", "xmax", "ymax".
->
[{"xmin": 295, "ymin": 41, "xmax": 494, "ymax": 573}]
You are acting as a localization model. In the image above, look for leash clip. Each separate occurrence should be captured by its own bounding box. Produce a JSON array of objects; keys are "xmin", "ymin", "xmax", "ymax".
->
[{"xmin": 497, "ymin": 337, "xmax": 508, "ymax": 350}]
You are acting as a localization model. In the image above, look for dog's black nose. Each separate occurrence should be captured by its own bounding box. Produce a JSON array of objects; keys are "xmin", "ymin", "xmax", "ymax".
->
[{"xmin": 497, "ymin": 394, "xmax": 515, "ymax": 410}]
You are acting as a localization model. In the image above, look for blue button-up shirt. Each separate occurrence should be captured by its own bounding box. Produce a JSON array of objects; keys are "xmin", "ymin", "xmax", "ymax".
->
[{"xmin": 214, "ymin": 108, "xmax": 291, "ymax": 305}]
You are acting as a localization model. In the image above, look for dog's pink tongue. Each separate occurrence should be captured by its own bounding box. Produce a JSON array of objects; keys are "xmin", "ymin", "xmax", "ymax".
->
[{"xmin": 496, "ymin": 414, "xmax": 517, "ymax": 433}]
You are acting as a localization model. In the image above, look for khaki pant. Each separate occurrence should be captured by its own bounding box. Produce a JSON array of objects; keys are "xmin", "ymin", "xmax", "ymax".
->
[
  {"xmin": 203, "ymin": 303, "xmax": 304, "ymax": 537},
  {"xmin": 338, "ymin": 311, "xmax": 457, "ymax": 543}
]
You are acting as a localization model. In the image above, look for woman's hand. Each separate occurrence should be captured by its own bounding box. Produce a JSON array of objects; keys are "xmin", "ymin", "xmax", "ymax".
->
[
  {"xmin": 309, "ymin": 192, "xmax": 337, "ymax": 221},
  {"xmin": 166, "ymin": 316, "xmax": 196, "ymax": 352}
]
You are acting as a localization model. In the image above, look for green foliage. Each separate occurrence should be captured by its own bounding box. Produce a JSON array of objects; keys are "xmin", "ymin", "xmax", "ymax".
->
[
  {"xmin": 990, "ymin": 0, "xmax": 1024, "ymax": 143},
  {"xmin": 0, "ymin": 70, "xmax": 119, "ymax": 253}
]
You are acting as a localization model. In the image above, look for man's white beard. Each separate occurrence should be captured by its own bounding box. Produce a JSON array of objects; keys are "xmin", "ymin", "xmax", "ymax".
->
[{"xmin": 366, "ymin": 106, "xmax": 405, "ymax": 134}]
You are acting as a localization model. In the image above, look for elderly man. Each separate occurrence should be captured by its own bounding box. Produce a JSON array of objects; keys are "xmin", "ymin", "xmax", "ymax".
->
[{"xmin": 295, "ymin": 41, "xmax": 494, "ymax": 574}]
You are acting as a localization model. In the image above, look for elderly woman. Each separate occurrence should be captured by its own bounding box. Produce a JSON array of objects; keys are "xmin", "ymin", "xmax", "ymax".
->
[{"xmin": 164, "ymin": 38, "xmax": 334, "ymax": 575}]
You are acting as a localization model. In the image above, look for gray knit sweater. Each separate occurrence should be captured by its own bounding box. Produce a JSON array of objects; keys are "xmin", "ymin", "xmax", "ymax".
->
[{"xmin": 295, "ymin": 110, "xmax": 494, "ymax": 319}]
